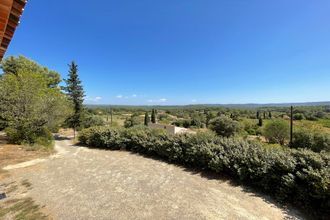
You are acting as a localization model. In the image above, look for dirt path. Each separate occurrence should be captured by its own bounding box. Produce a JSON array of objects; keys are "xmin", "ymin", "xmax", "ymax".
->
[{"xmin": 2, "ymin": 139, "xmax": 303, "ymax": 220}]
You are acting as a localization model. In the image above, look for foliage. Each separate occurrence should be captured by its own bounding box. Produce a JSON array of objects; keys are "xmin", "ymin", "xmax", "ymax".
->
[
  {"xmin": 151, "ymin": 109, "xmax": 157, "ymax": 123},
  {"xmin": 62, "ymin": 62, "xmax": 84, "ymax": 133},
  {"xmin": 172, "ymin": 119, "xmax": 192, "ymax": 128},
  {"xmin": 293, "ymin": 113, "xmax": 305, "ymax": 120},
  {"xmin": 1, "ymin": 55, "xmax": 61, "ymax": 88},
  {"xmin": 268, "ymin": 111, "xmax": 272, "ymax": 119},
  {"xmin": 209, "ymin": 115, "xmax": 240, "ymax": 137},
  {"xmin": 79, "ymin": 113, "xmax": 105, "ymax": 130},
  {"xmin": 264, "ymin": 120, "xmax": 289, "ymax": 145},
  {"xmin": 0, "ymin": 71, "xmax": 71, "ymax": 145},
  {"xmin": 124, "ymin": 114, "xmax": 141, "ymax": 128},
  {"xmin": 241, "ymin": 119, "xmax": 259, "ymax": 135},
  {"xmin": 79, "ymin": 125, "xmax": 330, "ymax": 218},
  {"xmin": 292, "ymin": 130, "xmax": 330, "ymax": 152},
  {"xmin": 144, "ymin": 112, "xmax": 150, "ymax": 126}
]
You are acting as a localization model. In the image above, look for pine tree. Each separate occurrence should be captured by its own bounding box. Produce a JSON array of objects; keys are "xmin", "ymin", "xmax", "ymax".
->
[
  {"xmin": 63, "ymin": 61, "xmax": 84, "ymax": 138},
  {"xmin": 151, "ymin": 109, "xmax": 156, "ymax": 123},
  {"xmin": 144, "ymin": 112, "xmax": 150, "ymax": 126}
]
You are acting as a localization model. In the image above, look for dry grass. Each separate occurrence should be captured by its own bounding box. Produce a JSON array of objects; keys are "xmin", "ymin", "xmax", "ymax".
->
[{"xmin": 0, "ymin": 133, "xmax": 52, "ymax": 181}]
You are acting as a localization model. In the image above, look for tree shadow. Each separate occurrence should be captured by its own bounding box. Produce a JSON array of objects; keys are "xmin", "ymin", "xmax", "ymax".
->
[{"xmin": 53, "ymin": 134, "xmax": 72, "ymax": 141}]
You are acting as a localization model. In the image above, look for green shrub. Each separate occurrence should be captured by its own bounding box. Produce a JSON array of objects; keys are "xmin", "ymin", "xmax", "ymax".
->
[
  {"xmin": 5, "ymin": 126, "xmax": 53, "ymax": 146},
  {"xmin": 264, "ymin": 120, "xmax": 289, "ymax": 145},
  {"xmin": 292, "ymin": 130, "xmax": 330, "ymax": 152},
  {"xmin": 79, "ymin": 114, "xmax": 105, "ymax": 130},
  {"xmin": 124, "ymin": 114, "xmax": 141, "ymax": 128},
  {"xmin": 293, "ymin": 113, "xmax": 305, "ymax": 120},
  {"xmin": 241, "ymin": 119, "xmax": 259, "ymax": 135},
  {"xmin": 78, "ymin": 126, "xmax": 124, "ymax": 149},
  {"xmin": 79, "ymin": 125, "xmax": 330, "ymax": 218},
  {"xmin": 5, "ymin": 126, "xmax": 54, "ymax": 149},
  {"xmin": 209, "ymin": 115, "xmax": 240, "ymax": 137}
]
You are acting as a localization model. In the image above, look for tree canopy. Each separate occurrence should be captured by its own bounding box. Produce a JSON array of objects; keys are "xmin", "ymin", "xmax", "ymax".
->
[
  {"xmin": 0, "ymin": 70, "xmax": 71, "ymax": 144},
  {"xmin": 1, "ymin": 56, "xmax": 61, "ymax": 88}
]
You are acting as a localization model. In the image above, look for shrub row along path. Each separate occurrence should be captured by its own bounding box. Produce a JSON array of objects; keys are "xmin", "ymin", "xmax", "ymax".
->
[{"xmin": 3, "ymin": 138, "xmax": 302, "ymax": 220}]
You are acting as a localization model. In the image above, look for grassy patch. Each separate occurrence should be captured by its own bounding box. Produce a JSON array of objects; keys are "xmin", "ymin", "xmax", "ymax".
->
[
  {"xmin": 0, "ymin": 197, "xmax": 48, "ymax": 220},
  {"xmin": 318, "ymin": 119, "xmax": 330, "ymax": 128}
]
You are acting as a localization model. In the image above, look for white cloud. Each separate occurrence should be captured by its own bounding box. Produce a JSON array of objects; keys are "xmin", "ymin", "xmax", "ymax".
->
[
  {"xmin": 159, "ymin": 98, "xmax": 167, "ymax": 102},
  {"xmin": 116, "ymin": 95, "xmax": 123, "ymax": 99},
  {"xmin": 191, "ymin": 99, "xmax": 197, "ymax": 103},
  {"xmin": 85, "ymin": 96, "xmax": 103, "ymax": 103},
  {"xmin": 132, "ymin": 94, "xmax": 137, "ymax": 98},
  {"xmin": 147, "ymin": 98, "xmax": 168, "ymax": 103}
]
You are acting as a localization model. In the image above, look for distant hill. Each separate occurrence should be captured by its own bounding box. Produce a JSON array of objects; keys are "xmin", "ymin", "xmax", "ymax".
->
[{"xmin": 86, "ymin": 101, "xmax": 330, "ymax": 109}]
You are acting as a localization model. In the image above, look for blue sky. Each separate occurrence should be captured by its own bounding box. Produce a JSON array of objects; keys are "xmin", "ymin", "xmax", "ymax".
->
[{"xmin": 5, "ymin": 0, "xmax": 330, "ymax": 105}]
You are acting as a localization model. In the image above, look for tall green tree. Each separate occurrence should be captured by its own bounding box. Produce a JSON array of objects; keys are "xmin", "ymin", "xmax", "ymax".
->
[
  {"xmin": 0, "ymin": 71, "xmax": 71, "ymax": 145},
  {"xmin": 63, "ymin": 62, "xmax": 85, "ymax": 138},
  {"xmin": 144, "ymin": 112, "xmax": 150, "ymax": 126},
  {"xmin": 151, "ymin": 109, "xmax": 157, "ymax": 123}
]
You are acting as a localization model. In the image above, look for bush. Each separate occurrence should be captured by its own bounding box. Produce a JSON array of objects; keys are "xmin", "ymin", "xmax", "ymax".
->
[
  {"xmin": 80, "ymin": 114, "xmax": 105, "ymax": 130},
  {"xmin": 78, "ymin": 126, "xmax": 124, "ymax": 149},
  {"xmin": 209, "ymin": 115, "xmax": 240, "ymax": 137},
  {"xmin": 124, "ymin": 114, "xmax": 141, "ymax": 128},
  {"xmin": 5, "ymin": 126, "xmax": 53, "ymax": 148},
  {"xmin": 241, "ymin": 119, "xmax": 259, "ymax": 135},
  {"xmin": 292, "ymin": 130, "xmax": 330, "ymax": 152},
  {"xmin": 264, "ymin": 120, "xmax": 289, "ymax": 145},
  {"xmin": 79, "ymin": 125, "xmax": 330, "ymax": 218},
  {"xmin": 293, "ymin": 113, "xmax": 305, "ymax": 120},
  {"xmin": 172, "ymin": 119, "xmax": 192, "ymax": 128}
]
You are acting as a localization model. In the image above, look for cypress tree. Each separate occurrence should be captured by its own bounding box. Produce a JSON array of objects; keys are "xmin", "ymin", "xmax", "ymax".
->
[
  {"xmin": 63, "ymin": 61, "xmax": 84, "ymax": 138},
  {"xmin": 269, "ymin": 111, "xmax": 272, "ymax": 119},
  {"xmin": 144, "ymin": 112, "xmax": 150, "ymax": 126},
  {"xmin": 110, "ymin": 108, "xmax": 113, "ymax": 125},
  {"xmin": 263, "ymin": 111, "xmax": 266, "ymax": 119},
  {"xmin": 256, "ymin": 111, "xmax": 260, "ymax": 119},
  {"xmin": 258, "ymin": 118, "xmax": 263, "ymax": 127},
  {"xmin": 151, "ymin": 109, "xmax": 156, "ymax": 123}
]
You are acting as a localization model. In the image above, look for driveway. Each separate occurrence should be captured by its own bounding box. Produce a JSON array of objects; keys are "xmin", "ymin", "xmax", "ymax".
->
[{"xmin": 2, "ymin": 138, "xmax": 302, "ymax": 220}]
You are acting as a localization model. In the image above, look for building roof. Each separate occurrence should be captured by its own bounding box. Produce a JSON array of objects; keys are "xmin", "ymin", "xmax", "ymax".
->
[{"xmin": 0, "ymin": 0, "xmax": 27, "ymax": 61}]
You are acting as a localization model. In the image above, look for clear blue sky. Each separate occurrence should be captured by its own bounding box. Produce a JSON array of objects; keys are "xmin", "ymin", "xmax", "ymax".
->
[{"xmin": 6, "ymin": 0, "xmax": 330, "ymax": 105}]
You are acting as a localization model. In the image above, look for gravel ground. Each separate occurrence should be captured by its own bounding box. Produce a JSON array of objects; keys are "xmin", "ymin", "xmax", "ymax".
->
[{"xmin": 3, "ymin": 139, "xmax": 303, "ymax": 220}]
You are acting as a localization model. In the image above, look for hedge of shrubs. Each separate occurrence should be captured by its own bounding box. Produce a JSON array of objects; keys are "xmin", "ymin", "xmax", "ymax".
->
[
  {"xmin": 79, "ymin": 126, "xmax": 330, "ymax": 218},
  {"xmin": 292, "ymin": 130, "xmax": 330, "ymax": 152}
]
